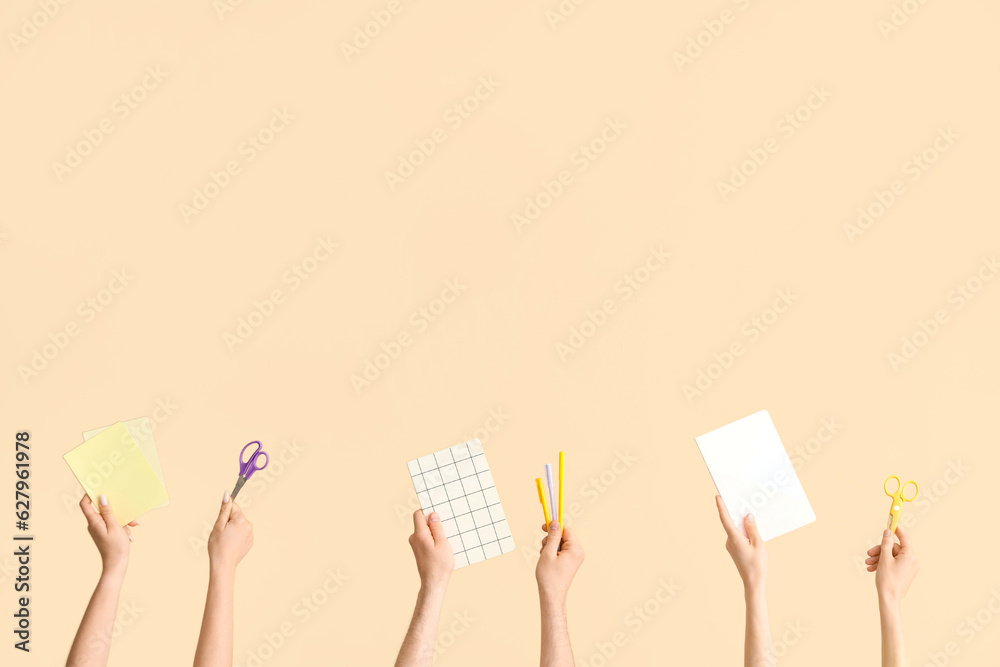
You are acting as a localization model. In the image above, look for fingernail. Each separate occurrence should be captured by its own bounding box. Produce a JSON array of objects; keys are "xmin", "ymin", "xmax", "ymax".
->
[
  {"xmin": 128, "ymin": 533, "xmax": 133, "ymax": 543},
  {"xmin": 99, "ymin": 494, "xmax": 108, "ymax": 507},
  {"xmin": 223, "ymin": 490, "xmax": 230, "ymax": 503},
  {"xmin": 429, "ymin": 512, "xmax": 440, "ymax": 522},
  {"xmin": 746, "ymin": 514, "xmax": 755, "ymax": 522},
  {"xmin": 883, "ymin": 529, "xmax": 891, "ymax": 538},
  {"xmin": 550, "ymin": 522, "xmax": 560, "ymax": 531}
]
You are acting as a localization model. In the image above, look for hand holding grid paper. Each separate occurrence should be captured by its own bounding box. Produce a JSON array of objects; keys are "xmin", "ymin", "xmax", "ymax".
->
[{"xmin": 407, "ymin": 439, "xmax": 514, "ymax": 569}]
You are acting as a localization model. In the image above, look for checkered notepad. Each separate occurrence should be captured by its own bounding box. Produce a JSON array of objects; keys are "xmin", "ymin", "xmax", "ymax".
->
[{"xmin": 407, "ymin": 439, "xmax": 515, "ymax": 569}]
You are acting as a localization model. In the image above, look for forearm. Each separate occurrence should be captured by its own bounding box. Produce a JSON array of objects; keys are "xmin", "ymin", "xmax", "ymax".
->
[
  {"xmin": 539, "ymin": 592, "xmax": 574, "ymax": 667},
  {"xmin": 744, "ymin": 584, "xmax": 774, "ymax": 667},
  {"xmin": 879, "ymin": 599, "xmax": 905, "ymax": 667},
  {"xmin": 193, "ymin": 564, "xmax": 237, "ymax": 667},
  {"xmin": 67, "ymin": 568, "xmax": 126, "ymax": 667},
  {"xmin": 395, "ymin": 583, "xmax": 447, "ymax": 667}
]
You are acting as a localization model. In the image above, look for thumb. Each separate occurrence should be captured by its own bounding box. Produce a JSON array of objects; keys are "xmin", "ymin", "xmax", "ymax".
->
[
  {"xmin": 97, "ymin": 494, "xmax": 119, "ymax": 531},
  {"xmin": 427, "ymin": 512, "xmax": 446, "ymax": 544},
  {"xmin": 215, "ymin": 490, "xmax": 234, "ymax": 529},
  {"xmin": 879, "ymin": 529, "xmax": 895, "ymax": 564},
  {"xmin": 542, "ymin": 521, "xmax": 562, "ymax": 557},
  {"xmin": 744, "ymin": 513, "xmax": 763, "ymax": 546}
]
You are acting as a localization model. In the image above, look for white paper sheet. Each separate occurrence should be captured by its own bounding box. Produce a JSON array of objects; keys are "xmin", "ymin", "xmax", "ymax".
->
[{"xmin": 696, "ymin": 410, "xmax": 815, "ymax": 541}]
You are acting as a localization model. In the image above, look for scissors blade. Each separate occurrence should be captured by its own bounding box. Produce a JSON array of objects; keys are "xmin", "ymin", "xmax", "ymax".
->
[{"xmin": 231, "ymin": 476, "xmax": 248, "ymax": 500}]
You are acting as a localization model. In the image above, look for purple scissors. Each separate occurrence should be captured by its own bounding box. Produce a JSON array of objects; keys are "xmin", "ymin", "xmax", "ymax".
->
[{"xmin": 231, "ymin": 441, "xmax": 268, "ymax": 500}]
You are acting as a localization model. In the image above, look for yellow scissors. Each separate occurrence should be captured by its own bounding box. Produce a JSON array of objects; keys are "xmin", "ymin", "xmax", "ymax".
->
[{"xmin": 884, "ymin": 475, "xmax": 918, "ymax": 533}]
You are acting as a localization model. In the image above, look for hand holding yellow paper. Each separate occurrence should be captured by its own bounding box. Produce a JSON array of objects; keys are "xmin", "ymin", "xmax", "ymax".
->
[{"xmin": 64, "ymin": 422, "xmax": 169, "ymax": 526}]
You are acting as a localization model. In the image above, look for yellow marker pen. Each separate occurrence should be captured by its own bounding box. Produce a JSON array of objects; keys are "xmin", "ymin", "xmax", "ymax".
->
[
  {"xmin": 536, "ymin": 478, "xmax": 552, "ymax": 528},
  {"xmin": 558, "ymin": 451, "xmax": 565, "ymax": 525}
]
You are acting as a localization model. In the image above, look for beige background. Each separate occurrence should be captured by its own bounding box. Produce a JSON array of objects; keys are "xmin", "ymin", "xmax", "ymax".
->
[{"xmin": 2, "ymin": 1, "xmax": 999, "ymax": 665}]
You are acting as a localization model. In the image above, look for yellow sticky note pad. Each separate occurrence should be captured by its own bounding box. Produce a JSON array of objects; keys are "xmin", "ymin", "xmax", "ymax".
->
[
  {"xmin": 64, "ymin": 422, "xmax": 169, "ymax": 525},
  {"xmin": 83, "ymin": 417, "xmax": 167, "ymax": 509}
]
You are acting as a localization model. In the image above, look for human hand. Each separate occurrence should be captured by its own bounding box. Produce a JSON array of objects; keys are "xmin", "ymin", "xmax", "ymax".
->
[
  {"xmin": 535, "ymin": 521, "xmax": 585, "ymax": 603},
  {"xmin": 867, "ymin": 525, "xmax": 919, "ymax": 608},
  {"xmin": 208, "ymin": 491, "xmax": 254, "ymax": 573},
  {"xmin": 80, "ymin": 494, "xmax": 137, "ymax": 577},
  {"xmin": 408, "ymin": 509, "xmax": 454, "ymax": 591},
  {"xmin": 716, "ymin": 495, "xmax": 767, "ymax": 591}
]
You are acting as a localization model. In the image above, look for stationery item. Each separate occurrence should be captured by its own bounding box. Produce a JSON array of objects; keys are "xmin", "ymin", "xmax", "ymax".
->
[
  {"xmin": 544, "ymin": 463, "xmax": 557, "ymax": 524},
  {"xmin": 406, "ymin": 439, "xmax": 514, "ymax": 569},
  {"xmin": 558, "ymin": 451, "xmax": 565, "ymax": 524},
  {"xmin": 83, "ymin": 417, "xmax": 167, "ymax": 509},
  {"xmin": 536, "ymin": 478, "xmax": 552, "ymax": 528},
  {"xmin": 231, "ymin": 441, "xmax": 269, "ymax": 500},
  {"xmin": 64, "ymin": 421, "xmax": 169, "ymax": 526},
  {"xmin": 884, "ymin": 476, "xmax": 918, "ymax": 533},
  {"xmin": 695, "ymin": 410, "xmax": 816, "ymax": 541}
]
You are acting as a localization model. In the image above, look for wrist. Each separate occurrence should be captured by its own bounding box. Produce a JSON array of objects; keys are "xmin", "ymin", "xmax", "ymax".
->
[
  {"xmin": 878, "ymin": 593, "xmax": 902, "ymax": 614},
  {"xmin": 744, "ymin": 580, "xmax": 767, "ymax": 603},
  {"xmin": 419, "ymin": 577, "xmax": 449, "ymax": 599},
  {"xmin": 538, "ymin": 585, "xmax": 568, "ymax": 608},
  {"xmin": 101, "ymin": 563, "xmax": 127, "ymax": 586},
  {"xmin": 101, "ymin": 559, "xmax": 128, "ymax": 582},
  {"xmin": 209, "ymin": 558, "xmax": 238, "ymax": 578}
]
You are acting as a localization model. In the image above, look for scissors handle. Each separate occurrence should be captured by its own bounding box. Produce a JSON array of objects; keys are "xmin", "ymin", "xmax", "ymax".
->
[
  {"xmin": 899, "ymin": 480, "xmax": 918, "ymax": 502},
  {"xmin": 884, "ymin": 476, "xmax": 919, "ymax": 502},
  {"xmin": 239, "ymin": 441, "xmax": 268, "ymax": 480},
  {"xmin": 240, "ymin": 441, "xmax": 263, "ymax": 465}
]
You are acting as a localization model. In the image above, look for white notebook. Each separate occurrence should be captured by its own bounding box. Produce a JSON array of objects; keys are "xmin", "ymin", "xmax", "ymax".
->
[
  {"xmin": 406, "ymin": 439, "xmax": 515, "ymax": 569},
  {"xmin": 696, "ymin": 410, "xmax": 815, "ymax": 541}
]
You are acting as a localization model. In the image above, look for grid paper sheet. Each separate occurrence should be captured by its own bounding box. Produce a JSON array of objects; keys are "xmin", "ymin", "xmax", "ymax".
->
[{"xmin": 406, "ymin": 439, "xmax": 514, "ymax": 569}]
